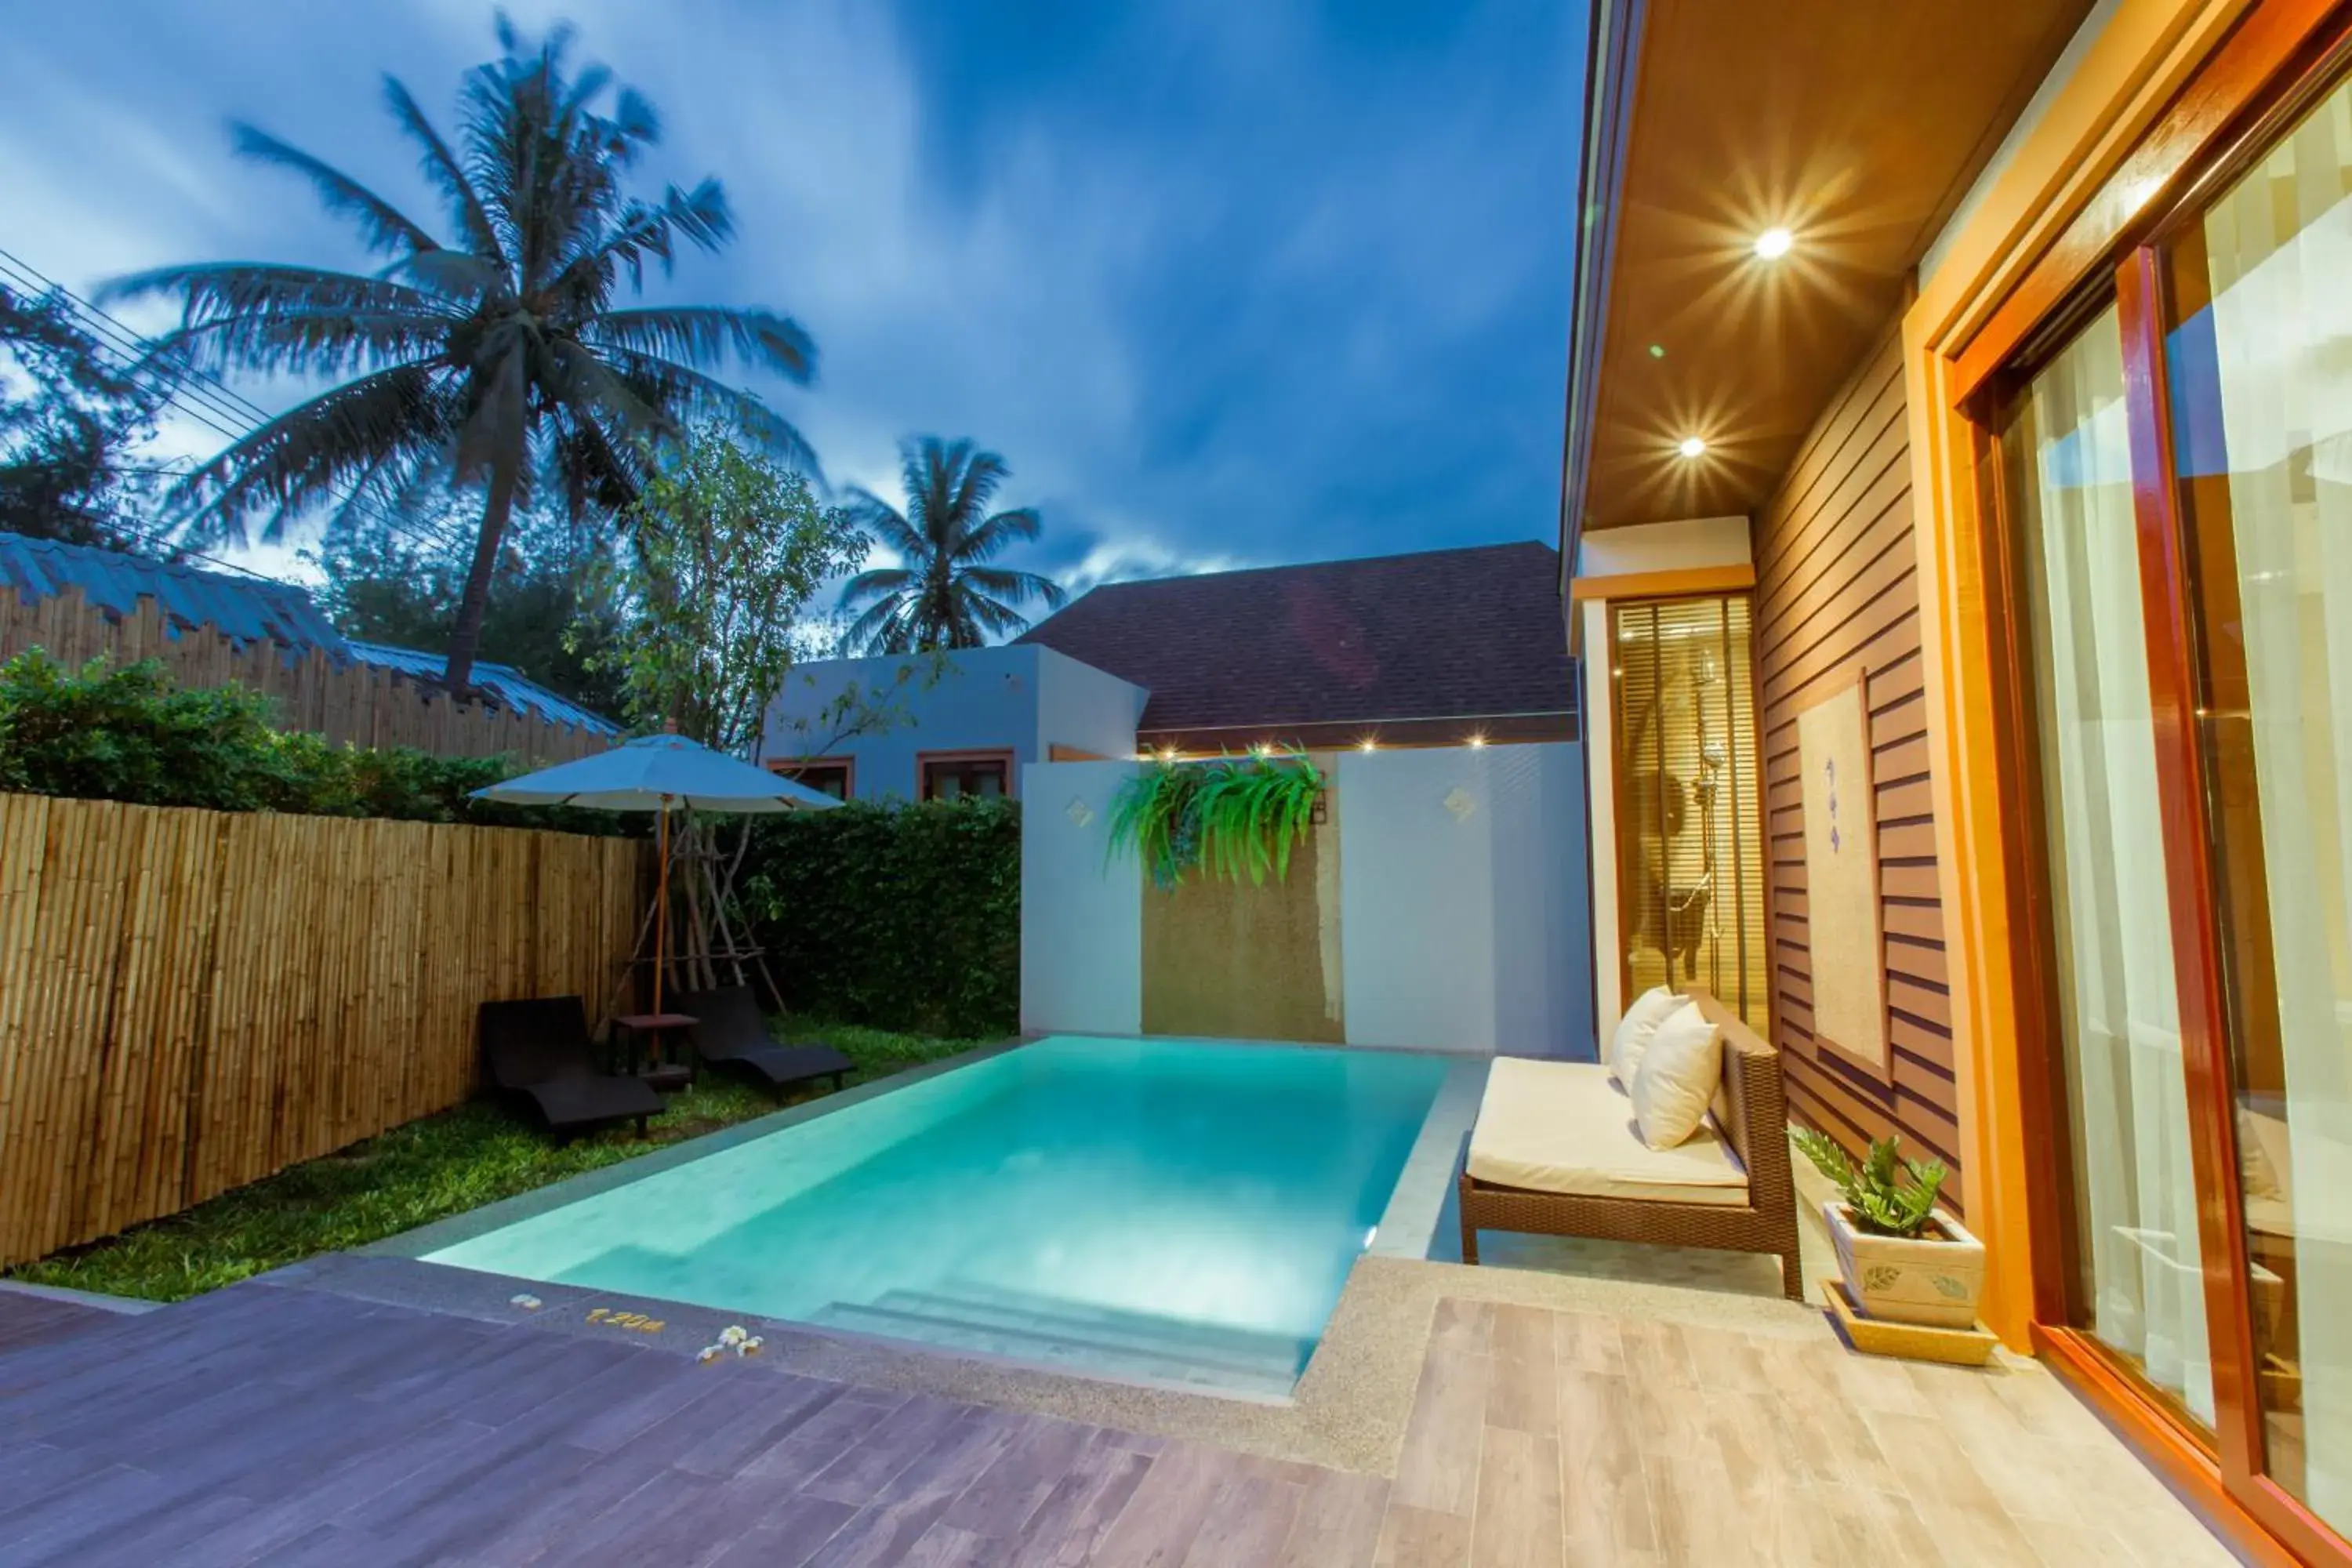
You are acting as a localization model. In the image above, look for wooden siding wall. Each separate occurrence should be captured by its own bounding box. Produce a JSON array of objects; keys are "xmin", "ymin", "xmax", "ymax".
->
[
  {"xmin": 1752, "ymin": 325, "xmax": 1964, "ymax": 1212},
  {"xmin": 0, "ymin": 793, "xmax": 644, "ymax": 1268},
  {"xmin": 2, "ymin": 589, "xmax": 611, "ymax": 764}
]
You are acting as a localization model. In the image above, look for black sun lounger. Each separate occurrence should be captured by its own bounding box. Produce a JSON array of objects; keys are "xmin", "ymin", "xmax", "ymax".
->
[
  {"xmin": 478, "ymin": 996, "xmax": 665, "ymax": 1138},
  {"xmin": 673, "ymin": 985, "xmax": 854, "ymax": 1097}
]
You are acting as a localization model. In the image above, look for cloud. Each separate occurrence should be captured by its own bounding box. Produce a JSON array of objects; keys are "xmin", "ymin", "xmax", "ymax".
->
[
  {"xmin": 1055, "ymin": 535, "xmax": 1252, "ymax": 598},
  {"xmin": 0, "ymin": 0, "xmax": 1581, "ymax": 611}
]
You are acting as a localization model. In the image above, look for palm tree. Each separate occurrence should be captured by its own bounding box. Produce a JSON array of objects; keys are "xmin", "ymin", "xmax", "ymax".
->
[
  {"xmin": 837, "ymin": 437, "xmax": 1067, "ymax": 652},
  {"xmin": 102, "ymin": 20, "xmax": 815, "ymax": 693}
]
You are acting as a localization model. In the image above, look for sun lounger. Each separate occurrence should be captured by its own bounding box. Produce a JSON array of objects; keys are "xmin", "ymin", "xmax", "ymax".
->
[
  {"xmin": 673, "ymin": 985, "xmax": 854, "ymax": 1097},
  {"xmin": 1457, "ymin": 988, "xmax": 1802, "ymax": 1299},
  {"xmin": 478, "ymin": 996, "xmax": 664, "ymax": 1138}
]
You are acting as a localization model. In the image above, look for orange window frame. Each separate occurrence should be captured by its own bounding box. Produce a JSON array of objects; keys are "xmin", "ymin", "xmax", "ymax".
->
[
  {"xmin": 766, "ymin": 755, "xmax": 855, "ymax": 800},
  {"xmin": 916, "ymin": 748, "xmax": 1017, "ymax": 802}
]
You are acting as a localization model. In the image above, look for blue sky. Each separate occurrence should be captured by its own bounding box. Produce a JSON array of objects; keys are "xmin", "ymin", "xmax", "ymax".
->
[{"xmin": 0, "ymin": 1, "xmax": 1581, "ymax": 597}]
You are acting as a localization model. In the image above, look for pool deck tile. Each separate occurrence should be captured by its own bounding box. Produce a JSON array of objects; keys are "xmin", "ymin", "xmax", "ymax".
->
[{"xmin": 0, "ymin": 1253, "xmax": 2247, "ymax": 1566}]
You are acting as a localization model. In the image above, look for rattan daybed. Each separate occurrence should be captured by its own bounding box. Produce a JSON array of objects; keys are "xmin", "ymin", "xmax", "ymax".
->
[{"xmin": 1457, "ymin": 988, "xmax": 1802, "ymax": 1300}]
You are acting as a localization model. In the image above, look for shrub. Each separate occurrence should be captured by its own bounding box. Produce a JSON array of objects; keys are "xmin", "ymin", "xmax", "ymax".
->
[
  {"xmin": 0, "ymin": 650, "xmax": 626, "ymax": 835},
  {"xmin": 1795, "ymin": 1128, "xmax": 1949, "ymax": 1238},
  {"xmin": 737, "ymin": 798, "xmax": 1019, "ymax": 1037}
]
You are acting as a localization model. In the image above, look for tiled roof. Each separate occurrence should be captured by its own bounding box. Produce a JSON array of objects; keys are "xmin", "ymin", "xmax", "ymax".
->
[
  {"xmin": 1016, "ymin": 540, "xmax": 1575, "ymax": 734},
  {"xmin": 0, "ymin": 530, "xmax": 344, "ymax": 662},
  {"xmin": 343, "ymin": 641, "xmax": 620, "ymax": 735}
]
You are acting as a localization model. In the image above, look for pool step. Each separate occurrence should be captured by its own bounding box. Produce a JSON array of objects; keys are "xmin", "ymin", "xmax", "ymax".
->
[
  {"xmin": 919, "ymin": 1279, "xmax": 1319, "ymax": 1367},
  {"xmin": 809, "ymin": 1287, "xmax": 1309, "ymax": 1396}
]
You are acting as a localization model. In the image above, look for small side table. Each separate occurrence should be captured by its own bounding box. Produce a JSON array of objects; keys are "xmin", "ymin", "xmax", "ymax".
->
[{"xmin": 615, "ymin": 1011, "xmax": 699, "ymax": 1093}]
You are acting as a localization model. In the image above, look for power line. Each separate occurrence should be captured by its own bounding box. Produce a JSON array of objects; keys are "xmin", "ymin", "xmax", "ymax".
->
[
  {"xmin": 0, "ymin": 245, "xmax": 474, "ymax": 564},
  {"xmin": 0, "ymin": 256, "xmax": 474, "ymax": 562}
]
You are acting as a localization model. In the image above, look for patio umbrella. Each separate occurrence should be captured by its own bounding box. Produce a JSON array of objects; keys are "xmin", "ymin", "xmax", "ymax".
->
[{"xmin": 475, "ymin": 733, "xmax": 841, "ymax": 1012}]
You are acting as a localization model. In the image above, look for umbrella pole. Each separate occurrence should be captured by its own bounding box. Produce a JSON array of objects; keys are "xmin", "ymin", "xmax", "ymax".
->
[{"xmin": 655, "ymin": 798, "xmax": 670, "ymax": 1015}]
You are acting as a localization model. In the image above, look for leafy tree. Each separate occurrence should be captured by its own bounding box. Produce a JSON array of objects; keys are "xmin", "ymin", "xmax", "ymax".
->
[
  {"xmin": 0, "ymin": 284, "xmax": 160, "ymax": 550},
  {"xmin": 583, "ymin": 428, "xmax": 867, "ymax": 757},
  {"xmin": 102, "ymin": 17, "xmax": 817, "ymax": 694},
  {"xmin": 837, "ymin": 436, "xmax": 1066, "ymax": 652},
  {"xmin": 314, "ymin": 509, "xmax": 630, "ymax": 720}
]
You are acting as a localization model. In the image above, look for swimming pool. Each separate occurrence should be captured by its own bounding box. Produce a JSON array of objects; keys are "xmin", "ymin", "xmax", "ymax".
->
[{"xmin": 423, "ymin": 1036, "xmax": 1454, "ymax": 1396}]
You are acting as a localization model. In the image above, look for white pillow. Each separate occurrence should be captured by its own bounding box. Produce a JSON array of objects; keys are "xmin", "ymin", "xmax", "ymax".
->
[
  {"xmin": 1607, "ymin": 986, "xmax": 1683, "ymax": 1087},
  {"xmin": 1630, "ymin": 1002, "xmax": 1724, "ymax": 1149}
]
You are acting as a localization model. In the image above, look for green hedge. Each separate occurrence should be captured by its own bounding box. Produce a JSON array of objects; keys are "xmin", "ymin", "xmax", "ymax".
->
[
  {"xmin": 738, "ymin": 798, "xmax": 1019, "ymax": 1037},
  {"xmin": 0, "ymin": 650, "xmax": 626, "ymax": 835}
]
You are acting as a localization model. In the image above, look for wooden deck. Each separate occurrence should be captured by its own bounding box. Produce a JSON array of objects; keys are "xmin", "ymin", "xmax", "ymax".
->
[
  {"xmin": 0, "ymin": 1288, "xmax": 124, "ymax": 1357},
  {"xmin": 0, "ymin": 1272, "xmax": 2235, "ymax": 1566}
]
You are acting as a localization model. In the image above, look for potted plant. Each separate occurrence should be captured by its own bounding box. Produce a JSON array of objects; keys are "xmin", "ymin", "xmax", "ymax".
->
[{"xmin": 1795, "ymin": 1130, "xmax": 1986, "ymax": 1328}]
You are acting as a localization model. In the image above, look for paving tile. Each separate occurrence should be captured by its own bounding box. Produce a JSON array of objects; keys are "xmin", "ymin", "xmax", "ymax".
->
[
  {"xmin": 1469, "ymin": 1426, "xmax": 1562, "ymax": 1568},
  {"xmin": 1181, "ymin": 1469, "xmax": 1302, "ymax": 1567},
  {"xmin": 801, "ymin": 1393, "xmax": 976, "ymax": 1504},
  {"xmin": 1007, "ymin": 1436, "xmax": 1157, "ymax": 1566},
  {"xmin": 1390, "ymin": 1345, "xmax": 1490, "ymax": 1517},
  {"xmin": 1374, "ymin": 1501, "xmax": 1475, "ymax": 1568},
  {"xmin": 1277, "ymin": 1468, "xmax": 1391, "ymax": 1568}
]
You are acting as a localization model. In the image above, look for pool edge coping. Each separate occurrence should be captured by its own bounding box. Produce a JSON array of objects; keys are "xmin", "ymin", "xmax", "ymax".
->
[{"xmin": 1368, "ymin": 1056, "xmax": 1488, "ymax": 1261}]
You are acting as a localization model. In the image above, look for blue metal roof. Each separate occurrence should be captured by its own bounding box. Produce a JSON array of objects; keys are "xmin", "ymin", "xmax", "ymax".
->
[
  {"xmin": 0, "ymin": 530, "xmax": 621, "ymax": 735},
  {"xmin": 344, "ymin": 640, "xmax": 622, "ymax": 735},
  {"xmin": 0, "ymin": 530, "xmax": 347, "ymax": 662}
]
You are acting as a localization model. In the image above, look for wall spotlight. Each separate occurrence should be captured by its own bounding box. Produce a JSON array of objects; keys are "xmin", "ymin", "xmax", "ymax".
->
[
  {"xmin": 1754, "ymin": 227, "xmax": 1793, "ymax": 260},
  {"xmin": 1359, "ymin": 738, "xmax": 1379, "ymax": 753},
  {"xmin": 1466, "ymin": 733, "xmax": 1488, "ymax": 749},
  {"xmin": 1676, "ymin": 436, "xmax": 1708, "ymax": 459}
]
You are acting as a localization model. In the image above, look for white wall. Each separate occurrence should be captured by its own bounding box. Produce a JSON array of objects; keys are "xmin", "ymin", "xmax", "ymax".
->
[
  {"xmin": 1574, "ymin": 515, "xmax": 1752, "ymax": 579},
  {"xmin": 1036, "ymin": 646, "xmax": 1152, "ymax": 760},
  {"xmin": 1019, "ymin": 760, "xmax": 1143, "ymax": 1035},
  {"xmin": 1581, "ymin": 598, "xmax": 1622, "ymax": 1036},
  {"xmin": 1018, "ymin": 744, "xmax": 1594, "ymax": 1053},
  {"xmin": 762, "ymin": 644, "xmax": 1146, "ymax": 800},
  {"xmin": 1337, "ymin": 742, "xmax": 1592, "ymax": 1057}
]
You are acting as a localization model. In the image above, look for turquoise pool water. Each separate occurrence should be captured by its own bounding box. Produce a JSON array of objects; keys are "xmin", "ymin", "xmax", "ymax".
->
[{"xmin": 426, "ymin": 1036, "xmax": 1449, "ymax": 1395}]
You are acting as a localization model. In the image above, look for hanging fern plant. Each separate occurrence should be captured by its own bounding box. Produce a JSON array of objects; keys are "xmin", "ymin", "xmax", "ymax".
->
[{"xmin": 1108, "ymin": 751, "xmax": 1325, "ymax": 891}]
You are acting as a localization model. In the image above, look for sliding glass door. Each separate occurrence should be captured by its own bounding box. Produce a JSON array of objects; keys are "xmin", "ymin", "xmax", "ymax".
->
[
  {"xmin": 2001, "ymin": 307, "xmax": 2217, "ymax": 1428},
  {"xmin": 1990, "ymin": 46, "xmax": 2352, "ymax": 1561},
  {"xmin": 2160, "ymin": 64, "xmax": 2352, "ymax": 1537}
]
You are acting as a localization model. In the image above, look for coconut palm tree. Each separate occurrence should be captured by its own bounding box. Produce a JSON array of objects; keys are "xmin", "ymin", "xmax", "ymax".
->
[
  {"xmin": 102, "ymin": 20, "xmax": 815, "ymax": 694},
  {"xmin": 837, "ymin": 437, "xmax": 1067, "ymax": 652}
]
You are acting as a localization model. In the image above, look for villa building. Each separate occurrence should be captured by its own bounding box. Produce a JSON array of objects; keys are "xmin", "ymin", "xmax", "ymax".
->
[
  {"xmin": 760, "ymin": 541, "xmax": 1578, "ymax": 800},
  {"xmin": 1565, "ymin": 1, "xmax": 2352, "ymax": 1560}
]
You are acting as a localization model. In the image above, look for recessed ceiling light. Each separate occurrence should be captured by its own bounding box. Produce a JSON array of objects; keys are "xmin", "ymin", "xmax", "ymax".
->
[
  {"xmin": 1754, "ymin": 227, "xmax": 1793, "ymax": 260},
  {"xmin": 1677, "ymin": 436, "xmax": 1708, "ymax": 459}
]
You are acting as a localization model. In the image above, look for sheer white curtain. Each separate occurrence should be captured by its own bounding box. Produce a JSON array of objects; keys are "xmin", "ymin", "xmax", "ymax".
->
[
  {"xmin": 2195, "ymin": 74, "xmax": 2352, "ymax": 1530},
  {"xmin": 2022, "ymin": 307, "xmax": 2216, "ymax": 1423}
]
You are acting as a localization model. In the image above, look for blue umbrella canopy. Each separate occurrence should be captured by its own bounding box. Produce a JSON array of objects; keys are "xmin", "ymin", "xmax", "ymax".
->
[{"xmin": 473, "ymin": 733, "xmax": 844, "ymax": 813}]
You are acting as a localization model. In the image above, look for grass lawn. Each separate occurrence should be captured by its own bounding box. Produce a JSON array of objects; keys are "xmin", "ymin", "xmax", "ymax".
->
[{"xmin": 5, "ymin": 1019, "xmax": 992, "ymax": 1305}]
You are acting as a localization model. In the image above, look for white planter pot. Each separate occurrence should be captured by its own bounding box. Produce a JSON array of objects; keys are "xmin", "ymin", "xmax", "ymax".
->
[{"xmin": 1825, "ymin": 1203, "xmax": 1986, "ymax": 1329}]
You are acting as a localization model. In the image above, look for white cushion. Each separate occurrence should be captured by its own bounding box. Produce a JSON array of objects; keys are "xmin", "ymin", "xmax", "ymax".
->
[
  {"xmin": 1607, "ymin": 986, "xmax": 1683, "ymax": 1087},
  {"xmin": 1468, "ymin": 1058, "xmax": 1749, "ymax": 1205},
  {"xmin": 1629, "ymin": 1002, "xmax": 1724, "ymax": 1150}
]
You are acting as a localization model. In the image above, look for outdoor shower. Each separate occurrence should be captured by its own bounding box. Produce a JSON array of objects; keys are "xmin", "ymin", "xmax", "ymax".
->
[{"xmin": 1610, "ymin": 595, "xmax": 1769, "ymax": 1033}]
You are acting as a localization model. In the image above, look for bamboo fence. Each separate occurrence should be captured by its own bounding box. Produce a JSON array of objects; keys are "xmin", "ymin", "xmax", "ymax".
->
[
  {"xmin": 0, "ymin": 791, "xmax": 645, "ymax": 1269},
  {"xmin": 2, "ymin": 587, "xmax": 611, "ymax": 763}
]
